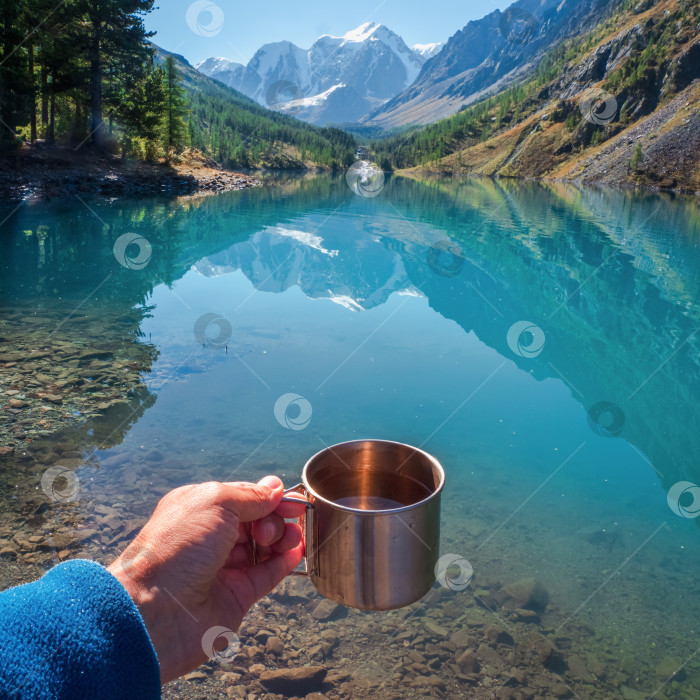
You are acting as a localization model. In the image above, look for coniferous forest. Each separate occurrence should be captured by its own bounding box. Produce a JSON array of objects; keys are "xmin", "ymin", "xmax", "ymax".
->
[{"xmin": 0, "ymin": 1, "xmax": 356, "ymax": 168}]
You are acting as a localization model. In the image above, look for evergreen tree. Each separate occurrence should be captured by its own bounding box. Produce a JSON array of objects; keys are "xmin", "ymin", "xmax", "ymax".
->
[
  {"xmin": 630, "ymin": 143, "xmax": 643, "ymax": 171},
  {"xmin": 0, "ymin": 0, "xmax": 31, "ymax": 147},
  {"xmin": 163, "ymin": 54, "xmax": 189, "ymax": 154},
  {"xmin": 116, "ymin": 63, "xmax": 166, "ymax": 153},
  {"xmin": 0, "ymin": 4, "xmax": 356, "ymax": 167},
  {"xmin": 80, "ymin": 0, "xmax": 155, "ymax": 146}
]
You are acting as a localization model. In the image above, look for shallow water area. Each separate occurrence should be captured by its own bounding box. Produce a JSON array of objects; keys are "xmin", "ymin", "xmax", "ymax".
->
[{"xmin": 1, "ymin": 174, "xmax": 699, "ymax": 699}]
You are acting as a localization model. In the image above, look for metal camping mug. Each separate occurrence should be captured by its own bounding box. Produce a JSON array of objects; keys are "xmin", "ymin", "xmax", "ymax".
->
[{"xmin": 277, "ymin": 439, "xmax": 445, "ymax": 611}]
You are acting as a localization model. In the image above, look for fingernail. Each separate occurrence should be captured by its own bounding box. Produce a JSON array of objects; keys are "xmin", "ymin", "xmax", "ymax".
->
[{"xmin": 258, "ymin": 475, "xmax": 281, "ymax": 490}]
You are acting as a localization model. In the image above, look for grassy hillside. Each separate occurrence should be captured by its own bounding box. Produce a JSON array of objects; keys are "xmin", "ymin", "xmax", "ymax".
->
[
  {"xmin": 152, "ymin": 45, "xmax": 356, "ymax": 171},
  {"xmin": 372, "ymin": 0, "xmax": 699, "ymax": 191}
]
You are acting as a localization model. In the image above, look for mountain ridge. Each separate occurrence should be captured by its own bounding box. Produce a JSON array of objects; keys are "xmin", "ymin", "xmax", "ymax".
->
[
  {"xmin": 195, "ymin": 22, "xmax": 441, "ymax": 126},
  {"xmin": 366, "ymin": 0, "xmax": 622, "ymax": 127},
  {"xmin": 372, "ymin": 0, "xmax": 700, "ymax": 193}
]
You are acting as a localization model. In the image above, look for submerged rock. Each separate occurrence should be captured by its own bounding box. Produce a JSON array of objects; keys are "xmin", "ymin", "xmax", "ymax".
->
[
  {"xmin": 567, "ymin": 653, "xmax": 596, "ymax": 682},
  {"xmin": 620, "ymin": 686, "xmax": 646, "ymax": 700},
  {"xmin": 577, "ymin": 526, "xmax": 621, "ymax": 550},
  {"xmin": 424, "ymin": 619, "xmax": 449, "ymax": 638},
  {"xmin": 271, "ymin": 575, "xmax": 313, "ymax": 603},
  {"xmin": 655, "ymin": 656, "xmax": 686, "ymax": 681},
  {"xmin": 456, "ymin": 649, "xmax": 480, "ymax": 673},
  {"xmin": 500, "ymin": 577, "xmax": 550, "ymax": 611},
  {"xmin": 485, "ymin": 624, "xmax": 515, "ymax": 646},
  {"xmin": 265, "ymin": 636, "xmax": 284, "ymax": 656},
  {"xmin": 512, "ymin": 608, "xmax": 540, "ymax": 623},
  {"xmin": 551, "ymin": 683, "xmax": 574, "ymax": 698},
  {"xmin": 259, "ymin": 665, "xmax": 326, "ymax": 694},
  {"xmin": 312, "ymin": 599, "xmax": 346, "ymax": 621}
]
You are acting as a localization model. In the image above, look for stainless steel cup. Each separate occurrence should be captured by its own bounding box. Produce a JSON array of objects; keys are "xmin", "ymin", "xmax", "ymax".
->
[{"xmin": 284, "ymin": 439, "xmax": 445, "ymax": 611}]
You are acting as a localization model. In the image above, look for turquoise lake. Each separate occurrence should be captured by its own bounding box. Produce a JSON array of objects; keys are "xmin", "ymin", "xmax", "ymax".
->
[{"xmin": 1, "ymin": 175, "xmax": 699, "ymax": 699}]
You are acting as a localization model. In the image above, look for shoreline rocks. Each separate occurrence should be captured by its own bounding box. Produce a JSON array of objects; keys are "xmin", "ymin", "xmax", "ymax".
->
[{"xmin": 0, "ymin": 145, "xmax": 262, "ymax": 202}]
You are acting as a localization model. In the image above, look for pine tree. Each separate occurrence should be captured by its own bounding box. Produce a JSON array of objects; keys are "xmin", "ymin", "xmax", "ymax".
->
[
  {"xmin": 163, "ymin": 54, "xmax": 189, "ymax": 155},
  {"xmin": 80, "ymin": 0, "xmax": 155, "ymax": 147},
  {"xmin": 117, "ymin": 63, "xmax": 166, "ymax": 154},
  {"xmin": 0, "ymin": 0, "xmax": 32, "ymax": 147},
  {"xmin": 630, "ymin": 143, "xmax": 643, "ymax": 171}
]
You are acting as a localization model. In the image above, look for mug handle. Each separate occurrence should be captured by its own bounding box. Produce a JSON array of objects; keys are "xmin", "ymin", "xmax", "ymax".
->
[{"xmin": 249, "ymin": 483, "xmax": 313, "ymax": 577}]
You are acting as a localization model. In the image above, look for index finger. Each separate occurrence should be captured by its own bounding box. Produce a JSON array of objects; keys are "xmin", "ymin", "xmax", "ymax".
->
[{"xmin": 218, "ymin": 476, "xmax": 284, "ymax": 523}]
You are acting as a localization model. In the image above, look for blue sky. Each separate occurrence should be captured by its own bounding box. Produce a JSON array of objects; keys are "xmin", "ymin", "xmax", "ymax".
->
[{"xmin": 145, "ymin": 0, "xmax": 513, "ymax": 66}]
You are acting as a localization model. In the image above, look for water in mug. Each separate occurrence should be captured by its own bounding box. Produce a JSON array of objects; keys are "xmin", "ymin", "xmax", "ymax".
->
[
  {"xmin": 314, "ymin": 469, "xmax": 433, "ymax": 511},
  {"xmin": 334, "ymin": 496, "xmax": 407, "ymax": 510}
]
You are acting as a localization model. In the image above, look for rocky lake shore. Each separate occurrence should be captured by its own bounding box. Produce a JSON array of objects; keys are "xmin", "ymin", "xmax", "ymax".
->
[
  {"xmin": 2, "ymin": 370, "xmax": 698, "ymax": 698},
  {"xmin": 2, "ymin": 477, "xmax": 694, "ymax": 700},
  {"xmin": 0, "ymin": 144, "xmax": 261, "ymax": 201}
]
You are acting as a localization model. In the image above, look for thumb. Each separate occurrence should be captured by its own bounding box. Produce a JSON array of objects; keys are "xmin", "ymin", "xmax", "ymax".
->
[{"xmin": 219, "ymin": 476, "xmax": 284, "ymax": 523}]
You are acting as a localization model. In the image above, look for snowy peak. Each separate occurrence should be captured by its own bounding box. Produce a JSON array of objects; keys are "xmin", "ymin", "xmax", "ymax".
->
[
  {"xmin": 412, "ymin": 42, "xmax": 444, "ymax": 59},
  {"xmin": 196, "ymin": 22, "xmax": 440, "ymax": 125},
  {"xmin": 195, "ymin": 56, "xmax": 243, "ymax": 75},
  {"xmin": 343, "ymin": 21, "xmax": 382, "ymax": 42},
  {"xmin": 317, "ymin": 22, "xmax": 385, "ymax": 43},
  {"xmin": 249, "ymin": 41, "xmax": 305, "ymax": 76}
]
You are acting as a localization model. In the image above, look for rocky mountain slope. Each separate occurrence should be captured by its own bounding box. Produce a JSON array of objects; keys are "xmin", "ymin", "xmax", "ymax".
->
[
  {"xmin": 196, "ymin": 23, "xmax": 432, "ymax": 126},
  {"xmin": 366, "ymin": 0, "xmax": 623, "ymax": 127},
  {"xmin": 152, "ymin": 45, "xmax": 355, "ymax": 170},
  {"xmin": 375, "ymin": 0, "xmax": 699, "ymax": 192}
]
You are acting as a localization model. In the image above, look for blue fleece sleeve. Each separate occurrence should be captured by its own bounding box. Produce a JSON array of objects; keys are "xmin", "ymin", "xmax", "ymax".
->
[{"xmin": 0, "ymin": 559, "xmax": 161, "ymax": 699}]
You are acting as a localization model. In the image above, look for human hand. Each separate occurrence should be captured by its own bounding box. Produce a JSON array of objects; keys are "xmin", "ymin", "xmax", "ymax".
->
[{"xmin": 107, "ymin": 476, "xmax": 306, "ymax": 684}]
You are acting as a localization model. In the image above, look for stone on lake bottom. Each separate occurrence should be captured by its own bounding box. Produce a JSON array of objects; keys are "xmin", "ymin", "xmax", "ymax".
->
[
  {"xmin": 265, "ymin": 636, "xmax": 284, "ymax": 656},
  {"xmin": 500, "ymin": 577, "xmax": 550, "ymax": 611},
  {"xmin": 477, "ymin": 643, "xmax": 504, "ymax": 667},
  {"xmin": 551, "ymin": 683, "xmax": 573, "ymax": 698},
  {"xmin": 620, "ymin": 686, "xmax": 646, "ymax": 700},
  {"xmin": 513, "ymin": 608, "xmax": 540, "ymax": 623},
  {"xmin": 312, "ymin": 599, "xmax": 346, "ymax": 621},
  {"xmin": 485, "ymin": 624, "xmax": 515, "ymax": 646},
  {"xmin": 183, "ymin": 671, "xmax": 207, "ymax": 681},
  {"xmin": 271, "ymin": 576, "xmax": 312, "ymax": 603},
  {"xmin": 424, "ymin": 619, "xmax": 449, "ymax": 638},
  {"xmin": 456, "ymin": 650, "xmax": 480, "ymax": 673},
  {"xmin": 655, "ymin": 656, "xmax": 686, "ymax": 681},
  {"xmin": 259, "ymin": 665, "xmax": 327, "ymax": 694},
  {"xmin": 567, "ymin": 653, "xmax": 596, "ymax": 682},
  {"xmin": 410, "ymin": 675, "xmax": 445, "ymax": 690},
  {"xmin": 450, "ymin": 627, "xmax": 470, "ymax": 650}
]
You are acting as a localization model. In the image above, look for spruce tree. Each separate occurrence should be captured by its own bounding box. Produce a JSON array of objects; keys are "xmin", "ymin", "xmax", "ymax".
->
[
  {"xmin": 0, "ymin": 0, "xmax": 31, "ymax": 147},
  {"xmin": 163, "ymin": 54, "xmax": 189, "ymax": 154},
  {"xmin": 80, "ymin": 0, "xmax": 155, "ymax": 147}
]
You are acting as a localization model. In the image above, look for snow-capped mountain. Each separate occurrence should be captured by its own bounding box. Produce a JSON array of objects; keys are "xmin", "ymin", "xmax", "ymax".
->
[
  {"xmin": 194, "ymin": 57, "xmax": 245, "ymax": 95},
  {"xmin": 412, "ymin": 42, "xmax": 444, "ymax": 60},
  {"xmin": 195, "ymin": 22, "xmax": 435, "ymax": 125},
  {"xmin": 196, "ymin": 57, "xmax": 243, "ymax": 76}
]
